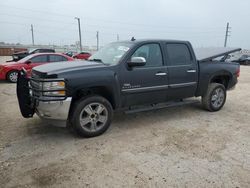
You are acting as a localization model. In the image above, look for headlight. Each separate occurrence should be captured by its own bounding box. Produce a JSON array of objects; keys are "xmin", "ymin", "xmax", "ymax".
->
[
  {"xmin": 0, "ymin": 66, "xmax": 3, "ymax": 72},
  {"xmin": 42, "ymin": 81, "xmax": 66, "ymax": 97},
  {"xmin": 43, "ymin": 81, "xmax": 65, "ymax": 90}
]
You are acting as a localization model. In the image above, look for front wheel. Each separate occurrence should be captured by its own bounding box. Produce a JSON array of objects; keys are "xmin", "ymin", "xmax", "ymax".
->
[
  {"xmin": 70, "ymin": 96, "xmax": 113, "ymax": 137},
  {"xmin": 7, "ymin": 70, "xmax": 19, "ymax": 83},
  {"xmin": 202, "ymin": 83, "xmax": 226, "ymax": 112}
]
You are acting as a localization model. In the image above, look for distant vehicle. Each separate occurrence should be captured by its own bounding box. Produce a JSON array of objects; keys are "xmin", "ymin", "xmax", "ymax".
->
[
  {"xmin": 12, "ymin": 48, "xmax": 55, "ymax": 61},
  {"xmin": 64, "ymin": 51, "xmax": 77, "ymax": 57},
  {"xmin": 232, "ymin": 54, "xmax": 250, "ymax": 65},
  {"xmin": 0, "ymin": 53, "xmax": 74, "ymax": 83},
  {"xmin": 73, "ymin": 52, "xmax": 91, "ymax": 60}
]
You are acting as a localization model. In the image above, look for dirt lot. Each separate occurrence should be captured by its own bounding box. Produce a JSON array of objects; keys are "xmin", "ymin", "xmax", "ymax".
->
[{"xmin": 0, "ymin": 58, "xmax": 250, "ymax": 187}]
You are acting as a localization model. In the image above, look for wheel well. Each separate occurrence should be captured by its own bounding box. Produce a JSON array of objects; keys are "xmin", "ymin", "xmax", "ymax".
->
[
  {"xmin": 71, "ymin": 87, "xmax": 116, "ymax": 109},
  {"xmin": 210, "ymin": 75, "xmax": 230, "ymax": 89}
]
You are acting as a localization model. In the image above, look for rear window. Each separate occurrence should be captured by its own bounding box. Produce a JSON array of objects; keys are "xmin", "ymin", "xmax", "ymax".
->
[
  {"xmin": 165, "ymin": 44, "xmax": 192, "ymax": 66},
  {"xmin": 49, "ymin": 55, "xmax": 67, "ymax": 62}
]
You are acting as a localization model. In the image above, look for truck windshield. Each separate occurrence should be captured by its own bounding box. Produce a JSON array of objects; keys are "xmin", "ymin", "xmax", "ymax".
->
[{"xmin": 88, "ymin": 42, "xmax": 132, "ymax": 65}]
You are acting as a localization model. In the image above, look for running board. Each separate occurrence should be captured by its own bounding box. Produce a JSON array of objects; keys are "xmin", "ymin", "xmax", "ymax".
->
[{"xmin": 125, "ymin": 99, "xmax": 200, "ymax": 114}]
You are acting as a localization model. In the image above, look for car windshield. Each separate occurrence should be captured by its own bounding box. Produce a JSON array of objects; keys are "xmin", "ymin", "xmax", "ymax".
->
[
  {"xmin": 28, "ymin": 49, "xmax": 36, "ymax": 54},
  {"xmin": 88, "ymin": 42, "xmax": 132, "ymax": 65}
]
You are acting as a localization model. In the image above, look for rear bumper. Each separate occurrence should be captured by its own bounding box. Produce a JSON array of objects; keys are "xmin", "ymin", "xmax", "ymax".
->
[{"xmin": 36, "ymin": 97, "xmax": 72, "ymax": 121}]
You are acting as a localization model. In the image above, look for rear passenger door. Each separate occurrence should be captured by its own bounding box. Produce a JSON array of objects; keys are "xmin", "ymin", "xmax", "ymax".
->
[
  {"xmin": 164, "ymin": 43, "xmax": 198, "ymax": 99},
  {"xmin": 49, "ymin": 55, "xmax": 68, "ymax": 62}
]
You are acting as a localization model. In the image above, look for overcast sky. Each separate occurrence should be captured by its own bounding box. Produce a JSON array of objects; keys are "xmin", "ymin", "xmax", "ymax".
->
[{"xmin": 0, "ymin": 0, "xmax": 249, "ymax": 49}]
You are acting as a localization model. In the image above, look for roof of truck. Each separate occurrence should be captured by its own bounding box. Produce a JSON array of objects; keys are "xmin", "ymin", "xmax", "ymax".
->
[{"xmin": 116, "ymin": 39, "xmax": 242, "ymax": 62}]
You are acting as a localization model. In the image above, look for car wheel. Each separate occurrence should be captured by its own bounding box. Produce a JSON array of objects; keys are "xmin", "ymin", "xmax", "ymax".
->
[
  {"xmin": 7, "ymin": 70, "xmax": 19, "ymax": 83},
  {"xmin": 202, "ymin": 83, "xmax": 226, "ymax": 112},
  {"xmin": 71, "ymin": 96, "xmax": 113, "ymax": 137}
]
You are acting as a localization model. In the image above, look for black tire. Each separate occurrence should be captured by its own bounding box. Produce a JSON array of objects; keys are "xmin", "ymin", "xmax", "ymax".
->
[
  {"xmin": 70, "ymin": 96, "xmax": 113, "ymax": 137},
  {"xmin": 7, "ymin": 70, "xmax": 19, "ymax": 83},
  {"xmin": 202, "ymin": 83, "xmax": 226, "ymax": 112}
]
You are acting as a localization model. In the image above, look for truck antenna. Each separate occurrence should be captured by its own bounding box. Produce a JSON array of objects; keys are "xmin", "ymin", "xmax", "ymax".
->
[{"xmin": 131, "ymin": 37, "xmax": 136, "ymax": 41}]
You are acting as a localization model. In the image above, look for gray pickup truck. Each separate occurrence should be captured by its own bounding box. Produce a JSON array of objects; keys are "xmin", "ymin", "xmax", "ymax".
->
[{"xmin": 17, "ymin": 39, "xmax": 241, "ymax": 137}]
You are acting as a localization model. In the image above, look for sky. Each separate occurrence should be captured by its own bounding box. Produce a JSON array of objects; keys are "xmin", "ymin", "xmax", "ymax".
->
[{"xmin": 0, "ymin": 0, "xmax": 250, "ymax": 49}]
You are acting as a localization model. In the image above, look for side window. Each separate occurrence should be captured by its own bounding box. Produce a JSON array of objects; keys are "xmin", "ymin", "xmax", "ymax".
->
[
  {"xmin": 30, "ymin": 55, "xmax": 47, "ymax": 63},
  {"xmin": 131, "ymin": 43, "xmax": 163, "ymax": 67},
  {"xmin": 165, "ymin": 44, "xmax": 192, "ymax": 66},
  {"xmin": 49, "ymin": 55, "xmax": 67, "ymax": 62}
]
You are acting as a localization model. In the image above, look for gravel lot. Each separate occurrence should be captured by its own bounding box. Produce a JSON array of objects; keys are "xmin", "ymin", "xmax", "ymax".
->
[{"xmin": 0, "ymin": 57, "xmax": 250, "ymax": 187}]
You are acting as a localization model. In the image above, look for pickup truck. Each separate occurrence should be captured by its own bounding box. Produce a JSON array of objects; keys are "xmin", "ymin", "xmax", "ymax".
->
[{"xmin": 17, "ymin": 39, "xmax": 241, "ymax": 137}]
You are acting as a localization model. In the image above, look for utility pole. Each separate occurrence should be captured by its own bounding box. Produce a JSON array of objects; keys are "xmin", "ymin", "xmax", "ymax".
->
[
  {"xmin": 224, "ymin": 22, "xmax": 231, "ymax": 47},
  {"xmin": 96, "ymin": 31, "xmax": 99, "ymax": 51},
  {"xmin": 117, "ymin": 34, "xmax": 119, "ymax": 41},
  {"xmin": 75, "ymin": 17, "xmax": 82, "ymax": 51},
  {"xmin": 31, "ymin": 24, "xmax": 34, "ymax": 45}
]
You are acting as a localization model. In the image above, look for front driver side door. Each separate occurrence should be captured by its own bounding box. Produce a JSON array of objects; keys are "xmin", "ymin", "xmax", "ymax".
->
[{"xmin": 120, "ymin": 43, "xmax": 168, "ymax": 107}]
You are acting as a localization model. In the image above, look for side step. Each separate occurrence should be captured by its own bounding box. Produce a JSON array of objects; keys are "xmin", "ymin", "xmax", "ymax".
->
[{"xmin": 125, "ymin": 99, "xmax": 200, "ymax": 114}]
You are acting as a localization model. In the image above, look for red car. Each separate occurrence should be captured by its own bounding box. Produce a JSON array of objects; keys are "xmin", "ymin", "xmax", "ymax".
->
[
  {"xmin": 0, "ymin": 53, "xmax": 74, "ymax": 83},
  {"xmin": 73, "ymin": 52, "xmax": 91, "ymax": 60}
]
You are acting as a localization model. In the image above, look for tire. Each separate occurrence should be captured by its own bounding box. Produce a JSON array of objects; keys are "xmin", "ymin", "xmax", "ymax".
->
[
  {"xmin": 70, "ymin": 96, "xmax": 113, "ymax": 137},
  {"xmin": 202, "ymin": 83, "xmax": 226, "ymax": 112},
  {"xmin": 7, "ymin": 70, "xmax": 19, "ymax": 83}
]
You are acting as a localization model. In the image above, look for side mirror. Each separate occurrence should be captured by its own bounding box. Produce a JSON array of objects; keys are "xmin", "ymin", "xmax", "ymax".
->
[
  {"xmin": 127, "ymin": 57, "xmax": 146, "ymax": 67},
  {"xmin": 25, "ymin": 60, "xmax": 32, "ymax": 64}
]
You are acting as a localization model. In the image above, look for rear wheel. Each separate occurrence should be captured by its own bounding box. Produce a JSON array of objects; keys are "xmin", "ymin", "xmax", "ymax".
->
[
  {"xmin": 71, "ymin": 96, "xmax": 113, "ymax": 137},
  {"xmin": 7, "ymin": 70, "xmax": 19, "ymax": 83},
  {"xmin": 202, "ymin": 83, "xmax": 226, "ymax": 112}
]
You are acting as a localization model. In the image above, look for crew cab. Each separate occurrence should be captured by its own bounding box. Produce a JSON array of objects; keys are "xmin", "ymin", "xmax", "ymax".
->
[{"xmin": 17, "ymin": 39, "xmax": 240, "ymax": 137}]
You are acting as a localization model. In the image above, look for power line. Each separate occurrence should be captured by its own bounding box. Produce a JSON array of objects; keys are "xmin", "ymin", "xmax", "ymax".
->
[{"xmin": 0, "ymin": 4, "xmax": 225, "ymax": 30}]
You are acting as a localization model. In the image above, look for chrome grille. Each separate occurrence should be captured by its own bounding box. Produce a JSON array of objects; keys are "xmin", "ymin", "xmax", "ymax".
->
[{"xmin": 30, "ymin": 79, "xmax": 41, "ymax": 98}]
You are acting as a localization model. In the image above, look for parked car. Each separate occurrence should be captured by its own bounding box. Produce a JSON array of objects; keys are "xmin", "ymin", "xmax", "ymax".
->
[
  {"xmin": 73, "ymin": 52, "xmax": 91, "ymax": 60},
  {"xmin": 64, "ymin": 51, "xmax": 77, "ymax": 57},
  {"xmin": 17, "ymin": 39, "xmax": 240, "ymax": 138},
  {"xmin": 232, "ymin": 54, "xmax": 250, "ymax": 65},
  {"xmin": 0, "ymin": 53, "xmax": 74, "ymax": 83},
  {"xmin": 12, "ymin": 48, "xmax": 55, "ymax": 61}
]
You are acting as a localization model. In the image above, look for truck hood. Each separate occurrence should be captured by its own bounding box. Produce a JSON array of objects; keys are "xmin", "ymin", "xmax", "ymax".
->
[{"xmin": 32, "ymin": 60, "xmax": 106, "ymax": 78}]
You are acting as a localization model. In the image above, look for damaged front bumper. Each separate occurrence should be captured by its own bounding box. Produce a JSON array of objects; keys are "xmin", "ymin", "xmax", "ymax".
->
[
  {"xmin": 17, "ymin": 69, "xmax": 71, "ymax": 127},
  {"xmin": 35, "ymin": 97, "xmax": 72, "ymax": 121}
]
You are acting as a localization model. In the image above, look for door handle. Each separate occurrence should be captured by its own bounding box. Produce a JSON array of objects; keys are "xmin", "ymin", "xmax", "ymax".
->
[
  {"xmin": 155, "ymin": 72, "xmax": 167, "ymax": 76},
  {"xmin": 187, "ymin": 69, "xmax": 196, "ymax": 73}
]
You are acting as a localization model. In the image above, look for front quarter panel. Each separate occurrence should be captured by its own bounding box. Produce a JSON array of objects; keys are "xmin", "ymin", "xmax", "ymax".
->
[{"xmin": 59, "ymin": 67, "xmax": 121, "ymax": 108}]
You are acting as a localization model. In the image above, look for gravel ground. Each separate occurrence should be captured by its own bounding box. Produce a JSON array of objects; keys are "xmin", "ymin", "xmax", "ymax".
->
[{"xmin": 0, "ymin": 57, "xmax": 250, "ymax": 187}]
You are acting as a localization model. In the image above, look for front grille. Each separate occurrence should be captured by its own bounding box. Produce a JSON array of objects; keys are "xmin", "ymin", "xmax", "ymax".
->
[
  {"xmin": 30, "ymin": 79, "xmax": 41, "ymax": 98},
  {"xmin": 29, "ymin": 73, "xmax": 67, "ymax": 102}
]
